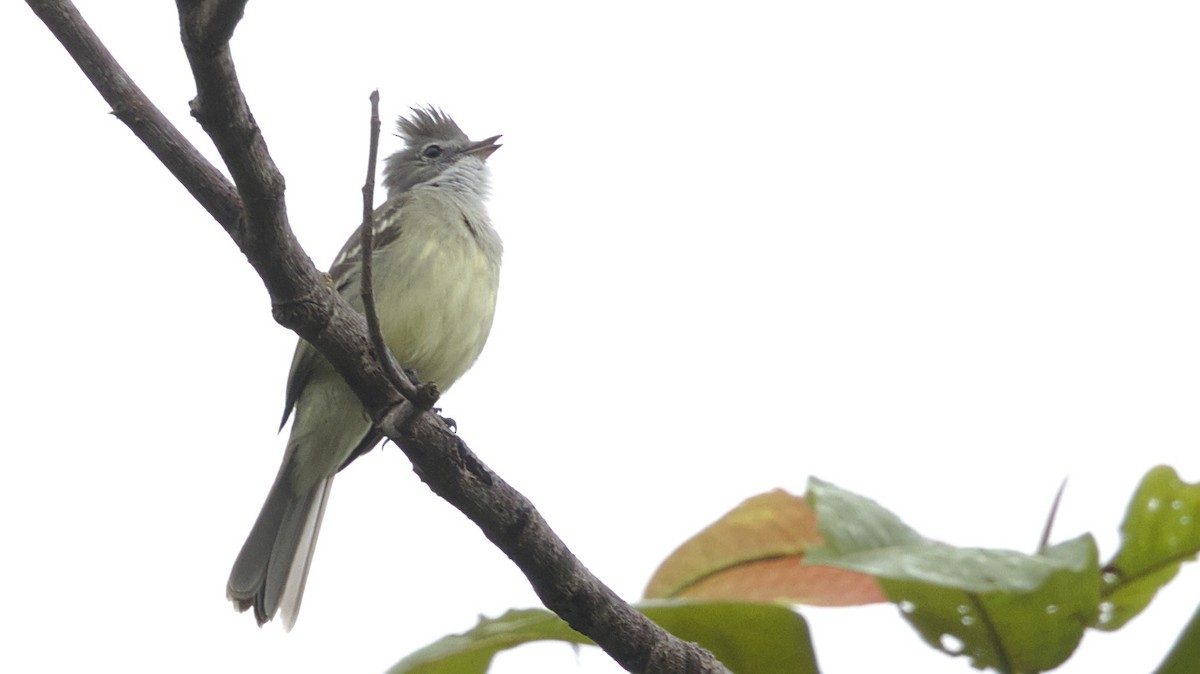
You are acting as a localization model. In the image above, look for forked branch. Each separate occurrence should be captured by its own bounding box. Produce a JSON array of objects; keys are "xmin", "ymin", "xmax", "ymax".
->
[{"xmin": 26, "ymin": 1, "xmax": 731, "ymax": 672}]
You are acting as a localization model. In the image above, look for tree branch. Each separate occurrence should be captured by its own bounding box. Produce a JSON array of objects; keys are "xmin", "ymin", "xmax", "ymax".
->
[
  {"xmin": 27, "ymin": 1, "xmax": 732, "ymax": 672},
  {"xmin": 188, "ymin": 0, "xmax": 246, "ymax": 47}
]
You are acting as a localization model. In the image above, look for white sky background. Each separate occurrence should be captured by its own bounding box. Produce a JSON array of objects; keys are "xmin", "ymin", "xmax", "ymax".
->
[{"xmin": 3, "ymin": 1, "xmax": 1199, "ymax": 672}]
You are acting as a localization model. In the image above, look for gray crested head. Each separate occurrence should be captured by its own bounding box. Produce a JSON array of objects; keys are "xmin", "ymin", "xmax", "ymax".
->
[{"xmin": 383, "ymin": 107, "xmax": 501, "ymax": 198}]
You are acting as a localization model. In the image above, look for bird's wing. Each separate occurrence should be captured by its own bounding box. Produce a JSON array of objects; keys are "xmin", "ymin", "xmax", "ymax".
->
[
  {"xmin": 278, "ymin": 197, "xmax": 409, "ymax": 431},
  {"xmin": 328, "ymin": 198, "xmax": 407, "ymax": 295},
  {"xmin": 279, "ymin": 340, "xmax": 318, "ymax": 431}
]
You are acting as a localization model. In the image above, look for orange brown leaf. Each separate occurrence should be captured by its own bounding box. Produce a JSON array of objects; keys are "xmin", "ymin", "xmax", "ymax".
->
[{"xmin": 645, "ymin": 489, "xmax": 885, "ymax": 606}]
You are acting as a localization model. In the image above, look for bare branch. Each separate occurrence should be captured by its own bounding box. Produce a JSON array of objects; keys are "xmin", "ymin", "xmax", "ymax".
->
[
  {"xmin": 28, "ymin": 1, "xmax": 732, "ymax": 671},
  {"xmin": 381, "ymin": 406, "xmax": 734, "ymax": 673},
  {"xmin": 174, "ymin": 0, "xmax": 322, "ymax": 312}
]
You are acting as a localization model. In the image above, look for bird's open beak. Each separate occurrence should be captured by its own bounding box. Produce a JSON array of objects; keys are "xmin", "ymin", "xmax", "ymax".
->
[{"xmin": 464, "ymin": 134, "xmax": 502, "ymax": 161}]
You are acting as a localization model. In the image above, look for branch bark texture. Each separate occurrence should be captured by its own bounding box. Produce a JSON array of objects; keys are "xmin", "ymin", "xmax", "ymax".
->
[{"xmin": 27, "ymin": 1, "xmax": 732, "ymax": 672}]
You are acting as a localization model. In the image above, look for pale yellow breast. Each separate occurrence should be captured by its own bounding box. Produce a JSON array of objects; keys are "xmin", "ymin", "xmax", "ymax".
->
[{"xmin": 369, "ymin": 189, "xmax": 501, "ymax": 391}]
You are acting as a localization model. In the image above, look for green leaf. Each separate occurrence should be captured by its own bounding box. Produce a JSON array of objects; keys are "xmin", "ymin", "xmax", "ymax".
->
[
  {"xmin": 1153, "ymin": 602, "xmax": 1200, "ymax": 674},
  {"xmin": 386, "ymin": 601, "xmax": 819, "ymax": 674},
  {"xmin": 386, "ymin": 609, "xmax": 581, "ymax": 674},
  {"xmin": 640, "ymin": 601, "xmax": 820, "ymax": 674},
  {"xmin": 805, "ymin": 477, "xmax": 1099, "ymax": 672},
  {"xmin": 1100, "ymin": 465, "xmax": 1200, "ymax": 631},
  {"xmin": 880, "ymin": 537, "xmax": 1098, "ymax": 673}
]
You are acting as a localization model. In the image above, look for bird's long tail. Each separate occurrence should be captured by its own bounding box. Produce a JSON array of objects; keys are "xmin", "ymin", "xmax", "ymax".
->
[{"xmin": 227, "ymin": 464, "xmax": 333, "ymax": 630}]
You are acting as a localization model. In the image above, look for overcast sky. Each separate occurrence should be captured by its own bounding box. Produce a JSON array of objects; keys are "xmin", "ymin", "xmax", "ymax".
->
[{"xmin": 4, "ymin": 2, "xmax": 1199, "ymax": 673}]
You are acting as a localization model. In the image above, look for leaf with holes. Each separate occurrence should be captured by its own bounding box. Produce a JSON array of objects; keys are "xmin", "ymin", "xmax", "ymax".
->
[
  {"xmin": 805, "ymin": 477, "xmax": 1100, "ymax": 672},
  {"xmin": 1099, "ymin": 465, "xmax": 1200, "ymax": 631},
  {"xmin": 645, "ymin": 489, "xmax": 885, "ymax": 605}
]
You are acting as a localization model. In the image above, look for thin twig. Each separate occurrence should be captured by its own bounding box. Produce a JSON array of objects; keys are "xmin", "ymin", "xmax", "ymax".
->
[
  {"xmin": 1037, "ymin": 478, "xmax": 1069, "ymax": 553},
  {"xmin": 359, "ymin": 90, "xmax": 418, "ymax": 401}
]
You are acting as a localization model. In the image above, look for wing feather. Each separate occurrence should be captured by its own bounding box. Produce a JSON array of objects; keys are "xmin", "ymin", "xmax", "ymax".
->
[{"xmin": 279, "ymin": 197, "xmax": 408, "ymax": 430}]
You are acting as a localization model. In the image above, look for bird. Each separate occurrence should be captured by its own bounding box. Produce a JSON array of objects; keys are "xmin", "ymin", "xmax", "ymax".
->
[{"xmin": 227, "ymin": 107, "xmax": 503, "ymax": 629}]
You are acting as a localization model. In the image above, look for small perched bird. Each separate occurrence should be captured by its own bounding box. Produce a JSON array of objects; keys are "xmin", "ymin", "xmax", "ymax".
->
[{"xmin": 227, "ymin": 108, "xmax": 503, "ymax": 629}]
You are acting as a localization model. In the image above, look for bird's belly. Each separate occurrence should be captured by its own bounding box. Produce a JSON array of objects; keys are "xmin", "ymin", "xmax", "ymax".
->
[{"xmin": 373, "ymin": 236, "xmax": 499, "ymax": 391}]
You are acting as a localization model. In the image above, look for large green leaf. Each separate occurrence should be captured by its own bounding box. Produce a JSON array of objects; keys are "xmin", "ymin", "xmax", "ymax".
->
[
  {"xmin": 1100, "ymin": 465, "xmax": 1200, "ymax": 631},
  {"xmin": 386, "ymin": 600, "xmax": 818, "ymax": 674},
  {"xmin": 805, "ymin": 477, "xmax": 1099, "ymax": 672}
]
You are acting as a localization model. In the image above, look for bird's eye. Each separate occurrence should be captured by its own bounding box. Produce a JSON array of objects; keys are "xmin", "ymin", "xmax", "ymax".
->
[{"xmin": 422, "ymin": 144, "xmax": 443, "ymax": 159}]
